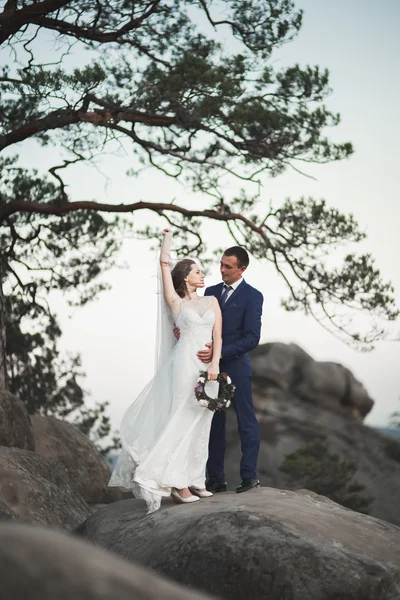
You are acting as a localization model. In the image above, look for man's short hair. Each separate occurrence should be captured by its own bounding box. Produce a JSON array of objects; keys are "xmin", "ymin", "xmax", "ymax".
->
[{"xmin": 223, "ymin": 246, "xmax": 250, "ymax": 269}]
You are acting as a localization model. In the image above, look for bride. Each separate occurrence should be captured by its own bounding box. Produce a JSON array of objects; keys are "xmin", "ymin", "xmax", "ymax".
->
[{"xmin": 109, "ymin": 229, "xmax": 222, "ymax": 513}]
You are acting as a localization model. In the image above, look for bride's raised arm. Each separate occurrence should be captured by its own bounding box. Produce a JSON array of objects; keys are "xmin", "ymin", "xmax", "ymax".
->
[{"xmin": 160, "ymin": 229, "xmax": 181, "ymax": 312}]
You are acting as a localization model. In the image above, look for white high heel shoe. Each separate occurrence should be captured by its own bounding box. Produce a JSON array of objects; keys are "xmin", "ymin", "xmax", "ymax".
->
[
  {"xmin": 190, "ymin": 487, "xmax": 213, "ymax": 498},
  {"xmin": 171, "ymin": 489, "xmax": 200, "ymax": 504}
]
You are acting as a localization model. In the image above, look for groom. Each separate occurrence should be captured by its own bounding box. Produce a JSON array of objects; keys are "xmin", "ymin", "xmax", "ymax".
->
[{"xmin": 198, "ymin": 246, "xmax": 263, "ymax": 493}]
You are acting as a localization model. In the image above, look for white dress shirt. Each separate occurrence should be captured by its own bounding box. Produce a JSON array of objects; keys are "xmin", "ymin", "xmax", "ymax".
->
[{"xmin": 221, "ymin": 277, "xmax": 243, "ymax": 302}]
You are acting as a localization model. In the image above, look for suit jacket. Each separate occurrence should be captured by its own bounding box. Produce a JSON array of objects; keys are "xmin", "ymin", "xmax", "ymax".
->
[{"xmin": 205, "ymin": 280, "xmax": 263, "ymax": 377}]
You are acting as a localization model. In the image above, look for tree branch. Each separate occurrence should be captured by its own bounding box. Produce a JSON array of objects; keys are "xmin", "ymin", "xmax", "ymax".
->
[
  {"xmin": 0, "ymin": 199, "xmax": 269, "ymax": 243},
  {"xmin": 0, "ymin": 104, "xmax": 178, "ymax": 150},
  {"xmin": 29, "ymin": 1, "xmax": 162, "ymax": 44},
  {"xmin": 48, "ymin": 152, "xmax": 86, "ymax": 204},
  {"xmin": 197, "ymin": 0, "xmax": 246, "ymax": 36},
  {"xmin": 0, "ymin": 0, "xmax": 73, "ymax": 45}
]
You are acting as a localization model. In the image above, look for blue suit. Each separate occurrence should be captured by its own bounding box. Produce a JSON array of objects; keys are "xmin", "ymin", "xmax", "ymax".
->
[{"xmin": 205, "ymin": 280, "xmax": 263, "ymax": 482}]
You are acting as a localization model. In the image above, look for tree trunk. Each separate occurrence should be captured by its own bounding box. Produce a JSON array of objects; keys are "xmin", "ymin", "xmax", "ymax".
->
[{"xmin": 0, "ymin": 259, "xmax": 8, "ymax": 390}]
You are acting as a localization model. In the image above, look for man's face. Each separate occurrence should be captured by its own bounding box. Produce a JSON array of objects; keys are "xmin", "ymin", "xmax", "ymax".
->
[{"xmin": 220, "ymin": 254, "xmax": 246, "ymax": 286}]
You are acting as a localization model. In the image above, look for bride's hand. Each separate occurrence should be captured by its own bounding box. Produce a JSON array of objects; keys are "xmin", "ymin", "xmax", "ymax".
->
[
  {"xmin": 207, "ymin": 364, "xmax": 219, "ymax": 381},
  {"xmin": 160, "ymin": 229, "xmax": 173, "ymax": 266}
]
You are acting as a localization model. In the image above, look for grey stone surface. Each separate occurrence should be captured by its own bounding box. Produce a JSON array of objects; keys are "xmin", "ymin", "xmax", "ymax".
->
[
  {"xmin": 220, "ymin": 342, "xmax": 400, "ymax": 526},
  {"xmin": 251, "ymin": 342, "xmax": 374, "ymax": 419},
  {"xmin": 0, "ymin": 523, "xmax": 213, "ymax": 600},
  {"xmin": 251, "ymin": 342, "xmax": 312, "ymax": 391},
  {"xmin": 0, "ymin": 498, "xmax": 18, "ymax": 522},
  {"xmin": 0, "ymin": 388, "xmax": 34, "ymax": 450},
  {"xmin": 31, "ymin": 415, "xmax": 122, "ymax": 505},
  {"xmin": 0, "ymin": 446, "xmax": 90, "ymax": 529},
  {"xmin": 76, "ymin": 488, "xmax": 400, "ymax": 600},
  {"xmin": 224, "ymin": 390, "xmax": 400, "ymax": 526}
]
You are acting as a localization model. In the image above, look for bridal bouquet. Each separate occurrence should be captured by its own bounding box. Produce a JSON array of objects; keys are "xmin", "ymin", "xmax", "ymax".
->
[{"xmin": 194, "ymin": 371, "xmax": 235, "ymax": 412}]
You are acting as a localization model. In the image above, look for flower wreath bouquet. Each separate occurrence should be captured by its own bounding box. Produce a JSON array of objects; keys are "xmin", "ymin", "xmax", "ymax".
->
[{"xmin": 194, "ymin": 370, "xmax": 235, "ymax": 412}]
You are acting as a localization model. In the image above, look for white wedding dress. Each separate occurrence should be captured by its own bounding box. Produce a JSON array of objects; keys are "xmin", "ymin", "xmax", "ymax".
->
[{"xmin": 109, "ymin": 295, "xmax": 217, "ymax": 513}]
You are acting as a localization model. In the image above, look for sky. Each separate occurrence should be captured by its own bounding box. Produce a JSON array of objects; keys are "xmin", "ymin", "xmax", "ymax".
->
[{"xmin": 4, "ymin": 0, "xmax": 400, "ymax": 430}]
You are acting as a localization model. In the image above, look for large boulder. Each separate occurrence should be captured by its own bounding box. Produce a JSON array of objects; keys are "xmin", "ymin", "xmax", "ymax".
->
[
  {"xmin": 222, "ymin": 390, "xmax": 400, "ymax": 526},
  {"xmin": 0, "ymin": 446, "xmax": 90, "ymax": 529},
  {"xmin": 76, "ymin": 489, "xmax": 400, "ymax": 600},
  {"xmin": 0, "ymin": 388, "xmax": 34, "ymax": 450},
  {"xmin": 0, "ymin": 499, "xmax": 18, "ymax": 522},
  {"xmin": 31, "ymin": 415, "xmax": 122, "ymax": 504},
  {"xmin": 251, "ymin": 342, "xmax": 374, "ymax": 419},
  {"xmin": 251, "ymin": 342, "xmax": 312, "ymax": 391},
  {"xmin": 0, "ymin": 523, "xmax": 212, "ymax": 600},
  {"xmin": 296, "ymin": 361, "xmax": 373, "ymax": 419},
  {"xmin": 219, "ymin": 342, "xmax": 400, "ymax": 526}
]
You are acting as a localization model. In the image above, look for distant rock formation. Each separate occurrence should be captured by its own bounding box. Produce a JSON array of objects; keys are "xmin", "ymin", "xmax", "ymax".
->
[
  {"xmin": 222, "ymin": 342, "xmax": 400, "ymax": 525},
  {"xmin": 251, "ymin": 342, "xmax": 374, "ymax": 420}
]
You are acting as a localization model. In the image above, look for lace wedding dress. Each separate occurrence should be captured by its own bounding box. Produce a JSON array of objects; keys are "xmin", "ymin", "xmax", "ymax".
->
[{"xmin": 109, "ymin": 295, "xmax": 217, "ymax": 513}]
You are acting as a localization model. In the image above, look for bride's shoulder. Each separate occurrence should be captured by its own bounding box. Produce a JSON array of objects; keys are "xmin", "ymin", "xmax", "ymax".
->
[
  {"xmin": 199, "ymin": 295, "xmax": 217, "ymax": 309},
  {"xmin": 208, "ymin": 295, "xmax": 221, "ymax": 311},
  {"xmin": 200, "ymin": 295, "xmax": 213, "ymax": 304}
]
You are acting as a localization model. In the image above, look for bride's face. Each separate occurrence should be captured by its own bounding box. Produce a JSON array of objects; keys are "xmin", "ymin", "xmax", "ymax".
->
[{"xmin": 185, "ymin": 264, "xmax": 205, "ymax": 289}]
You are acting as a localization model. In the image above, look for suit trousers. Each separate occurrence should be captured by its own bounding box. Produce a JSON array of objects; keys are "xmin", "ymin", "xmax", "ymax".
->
[{"xmin": 206, "ymin": 374, "xmax": 260, "ymax": 482}]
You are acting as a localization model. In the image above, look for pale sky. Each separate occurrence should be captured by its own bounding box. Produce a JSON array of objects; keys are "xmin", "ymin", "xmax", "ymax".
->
[{"xmin": 4, "ymin": 0, "xmax": 400, "ymax": 429}]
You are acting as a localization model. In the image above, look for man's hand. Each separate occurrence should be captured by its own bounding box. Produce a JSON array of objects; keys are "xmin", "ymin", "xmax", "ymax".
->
[
  {"xmin": 197, "ymin": 342, "xmax": 213, "ymax": 364},
  {"xmin": 173, "ymin": 326, "xmax": 181, "ymax": 341}
]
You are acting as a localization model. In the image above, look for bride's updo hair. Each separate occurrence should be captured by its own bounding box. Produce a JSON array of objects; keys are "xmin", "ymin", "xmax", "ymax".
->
[{"xmin": 171, "ymin": 259, "xmax": 196, "ymax": 298}]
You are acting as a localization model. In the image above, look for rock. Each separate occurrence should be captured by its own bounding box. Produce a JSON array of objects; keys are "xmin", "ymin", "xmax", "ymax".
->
[
  {"xmin": 251, "ymin": 342, "xmax": 312, "ymax": 391},
  {"xmin": 0, "ymin": 523, "xmax": 212, "ymax": 600},
  {"xmin": 31, "ymin": 415, "xmax": 122, "ymax": 504},
  {"xmin": 223, "ymin": 389, "xmax": 400, "ymax": 526},
  {"xmin": 0, "ymin": 388, "xmax": 34, "ymax": 450},
  {"xmin": 0, "ymin": 499, "xmax": 18, "ymax": 522},
  {"xmin": 0, "ymin": 446, "xmax": 90, "ymax": 529},
  {"xmin": 251, "ymin": 342, "xmax": 374, "ymax": 419},
  {"xmin": 219, "ymin": 342, "xmax": 400, "ymax": 526},
  {"xmin": 296, "ymin": 361, "xmax": 373, "ymax": 419},
  {"xmin": 347, "ymin": 372, "xmax": 375, "ymax": 419},
  {"xmin": 76, "ymin": 489, "xmax": 400, "ymax": 600},
  {"xmin": 296, "ymin": 360, "xmax": 350, "ymax": 410}
]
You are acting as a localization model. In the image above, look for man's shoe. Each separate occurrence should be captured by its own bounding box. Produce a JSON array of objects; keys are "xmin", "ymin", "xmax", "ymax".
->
[
  {"xmin": 206, "ymin": 480, "xmax": 228, "ymax": 493},
  {"xmin": 236, "ymin": 478, "xmax": 260, "ymax": 493}
]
